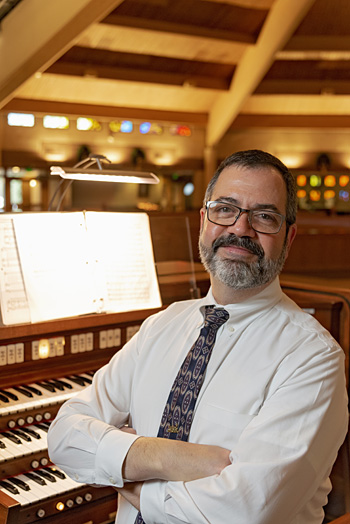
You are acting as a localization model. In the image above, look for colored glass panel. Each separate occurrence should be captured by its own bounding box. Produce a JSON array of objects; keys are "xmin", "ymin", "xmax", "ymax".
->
[
  {"xmin": 139, "ymin": 122, "xmax": 151, "ymax": 134},
  {"xmin": 296, "ymin": 175, "xmax": 307, "ymax": 187},
  {"xmin": 310, "ymin": 175, "xmax": 322, "ymax": 187},
  {"xmin": 120, "ymin": 120, "xmax": 133, "ymax": 133},
  {"xmin": 339, "ymin": 175, "xmax": 350, "ymax": 187},
  {"xmin": 170, "ymin": 125, "xmax": 191, "ymax": 137},
  {"xmin": 339, "ymin": 190, "xmax": 349, "ymax": 202},
  {"xmin": 324, "ymin": 175, "xmax": 336, "ymax": 187},
  {"xmin": 309, "ymin": 190, "xmax": 321, "ymax": 201},
  {"xmin": 77, "ymin": 118, "xmax": 101, "ymax": 131},
  {"xmin": 324, "ymin": 190, "xmax": 335, "ymax": 200},
  {"xmin": 8, "ymin": 113, "xmax": 34, "ymax": 127},
  {"xmin": 43, "ymin": 115, "xmax": 69, "ymax": 129},
  {"xmin": 297, "ymin": 189, "xmax": 307, "ymax": 198}
]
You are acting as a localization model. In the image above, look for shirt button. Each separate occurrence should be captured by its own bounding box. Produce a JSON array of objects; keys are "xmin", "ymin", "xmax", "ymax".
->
[
  {"xmin": 74, "ymin": 473, "xmax": 79, "ymax": 480},
  {"xmin": 109, "ymin": 477, "xmax": 116, "ymax": 485},
  {"xmin": 228, "ymin": 326, "xmax": 235, "ymax": 332}
]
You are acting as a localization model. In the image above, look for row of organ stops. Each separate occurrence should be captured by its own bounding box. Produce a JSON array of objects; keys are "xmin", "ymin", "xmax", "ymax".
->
[{"xmin": 296, "ymin": 173, "xmax": 350, "ymax": 210}]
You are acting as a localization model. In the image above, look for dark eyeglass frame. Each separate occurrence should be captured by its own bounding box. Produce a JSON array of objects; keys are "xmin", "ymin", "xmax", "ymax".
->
[{"xmin": 205, "ymin": 200, "xmax": 286, "ymax": 234}]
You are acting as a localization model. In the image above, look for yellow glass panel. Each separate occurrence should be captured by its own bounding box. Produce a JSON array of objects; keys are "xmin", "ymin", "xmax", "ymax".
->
[
  {"xmin": 324, "ymin": 190, "xmax": 335, "ymax": 200},
  {"xmin": 309, "ymin": 190, "xmax": 321, "ymax": 201},
  {"xmin": 296, "ymin": 175, "xmax": 307, "ymax": 187},
  {"xmin": 297, "ymin": 189, "xmax": 307, "ymax": 198},
  {"xmin": 324, "ymin": 175, "xmax": 336, "ymax": 187},
  {"xmin": 310, "ymin": 175, "xmax": 322, "ymax": 187},
  {"xmin": 339, "ymin": 175, "xmax": 350, "ymax": 187}
]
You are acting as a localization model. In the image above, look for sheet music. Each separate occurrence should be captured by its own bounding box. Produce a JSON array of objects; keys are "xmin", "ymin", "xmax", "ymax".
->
[
  {"xmin": 0, "ymin": 216, "xmax": 31, "ymax": 325},
  {"xmin": 12, "ymin": 212, "xmax": 96, "ymax": 323},
  {"xmin": 84, "ymin": 212, "xmax": 162, "ymax": 312},
  {"xmin": 0, "ymin": 211, "xmax": 161, "ymax": 324}
]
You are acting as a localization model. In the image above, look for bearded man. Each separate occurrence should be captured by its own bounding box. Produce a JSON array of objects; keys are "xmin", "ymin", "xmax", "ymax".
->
[{"xmin": 48, "ymin": 150, "xmax": 348, "ymax": 524}]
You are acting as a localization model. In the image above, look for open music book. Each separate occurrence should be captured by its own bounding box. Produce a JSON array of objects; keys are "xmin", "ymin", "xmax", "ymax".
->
[{"xmin": 0, "ymin": 211, "xmax": 162, "ymax": 325}]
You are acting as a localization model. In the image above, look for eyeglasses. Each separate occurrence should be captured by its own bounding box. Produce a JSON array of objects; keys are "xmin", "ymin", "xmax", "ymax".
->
[{"xmin": 205, "ymin": 200, "xmax": 286, "ymax": 234}]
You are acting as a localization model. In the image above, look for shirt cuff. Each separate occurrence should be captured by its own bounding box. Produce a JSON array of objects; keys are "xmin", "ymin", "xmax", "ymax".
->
[{"xmin": 95, "ymin": 427, "xmax": 141, "ymax": 487}]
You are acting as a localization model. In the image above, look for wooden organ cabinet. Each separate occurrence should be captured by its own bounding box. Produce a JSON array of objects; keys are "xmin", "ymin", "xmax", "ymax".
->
[
  {"xmin": 281, "ymin": 274, "xmax": 350, "ymax": 521},
  {"xmin": 0, "ymin": 307, "xmax": 162, "ymax": 524}
]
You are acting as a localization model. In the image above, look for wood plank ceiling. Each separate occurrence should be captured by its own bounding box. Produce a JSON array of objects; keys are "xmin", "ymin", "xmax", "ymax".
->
[{"xmin": 1, "ymin": 0, "xmax": 350, "ymax": 147}]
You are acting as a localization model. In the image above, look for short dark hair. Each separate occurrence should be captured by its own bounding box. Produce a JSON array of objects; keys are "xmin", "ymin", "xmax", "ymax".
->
[{"xmin": 204, "ymin": 149, "xmax": 298, "ymax": 226}]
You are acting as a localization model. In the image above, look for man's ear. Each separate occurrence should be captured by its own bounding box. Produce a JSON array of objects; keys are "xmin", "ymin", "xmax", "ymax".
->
[
  {"xmin": 285, "ymin": 223, "xmax": 297, "ymax": 258},
  {"xmin": 199, "ymin": 207, "xmax": 206, "ymax": 232}
]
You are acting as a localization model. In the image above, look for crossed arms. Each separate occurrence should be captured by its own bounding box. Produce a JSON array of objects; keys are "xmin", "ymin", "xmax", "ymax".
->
[{"xmin": 118, "ymin": 427, "xmax": 231, "ymax": 509}]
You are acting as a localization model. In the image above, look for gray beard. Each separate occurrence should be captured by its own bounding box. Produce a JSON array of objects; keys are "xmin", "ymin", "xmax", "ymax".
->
[{"xmin": 199, "ymin": 234, "xmax": 288, "ymax": 290}]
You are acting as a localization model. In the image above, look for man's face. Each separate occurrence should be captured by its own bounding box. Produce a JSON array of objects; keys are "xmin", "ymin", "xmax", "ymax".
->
[{"xmin": 199, "ymin": 165, "xmax": 297, "ymax": 290}]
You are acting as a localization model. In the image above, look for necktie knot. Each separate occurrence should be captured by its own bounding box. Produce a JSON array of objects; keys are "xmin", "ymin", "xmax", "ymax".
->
[{"xmin": 204, "ymin": 306, "xmax": 229, "ymax": 329}]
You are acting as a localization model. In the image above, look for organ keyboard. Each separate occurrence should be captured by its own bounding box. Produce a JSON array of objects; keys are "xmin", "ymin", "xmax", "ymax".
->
[{"xmin": 0, "ymin": 307, "xmax": 162, "ymax": 524}]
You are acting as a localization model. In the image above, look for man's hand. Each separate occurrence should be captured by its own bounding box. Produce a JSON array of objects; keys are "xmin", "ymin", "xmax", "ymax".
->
[
  {"xmin": 116, "ymin": 481, "xmax": 142, "ymax": 510},
  {"xmin": 122, "ymin": 433, "xmax": 231, "ymax": 483}
]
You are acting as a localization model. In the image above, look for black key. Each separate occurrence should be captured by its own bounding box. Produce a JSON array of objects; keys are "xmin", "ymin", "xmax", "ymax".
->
[
  {"xmin": 35, "ymin": 424, "xmax": 49, "ymax": 433},
  {"xmin": 21, "ymin": 427, "xmax": 41, "ymax": 439},
  {"xmin": 67, "ymin": 376, "xmax": 85, "ymax": 386},
  {"xmin": 35, "ymin": 382, "xmax": 55, "ymax": 393},
  {"xmin": 35, "ymin": 470, "xmax": 56, "ymax": 483},
  {"xmin": 54, "ymin": 379, "xmax": 72, "ymax": 390},
  {"xmin": 13, "ymin": 386, "xmax": 33, "ymax": 398},
  {"xmin": 45, "ymin": 467, "xmax": 65, "ymax": 480},
  {"xmin": 0, "ymin": 440, "xmax": 6, "ymax": 449},
  {"xmin": 21, "ymin": 384, "xmax": 42, "ymax": 396},
  {"xmin": 24, "ymin": 472, "xmax": 46, "ymax": 486},
  {"xmin": 0, "ymin": 393, "xmax": 9, "ymax": 403},
  {"xmin": 0, "ymin": 389, "xmax": 18, "ymax": 401},
  {"xmin": 47, "ymin": 380, "xmax": 64, "ymax": 391},
  {"xmin": 3, "ymin": 432, "xmax": 21, "ymax": 445},
  {"xmin": 9, "ymin": 478, "xmax": 30, "ymax": 491},
  {"xmin": 75, "ymin": 374, "xmax": 92, "ymax": 385},
  {"xmin": 10, "ymin": 429, "xmax": 31, "ymax": 442},
  {"xmin": 0, "ymin": 480, "xmax": 19, "ymax": 495}
]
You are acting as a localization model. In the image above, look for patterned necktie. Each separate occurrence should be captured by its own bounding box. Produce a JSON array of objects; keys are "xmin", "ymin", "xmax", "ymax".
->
[{"xmin": 135, "ymin": 305, "xmax": 229, "ymax": 524}]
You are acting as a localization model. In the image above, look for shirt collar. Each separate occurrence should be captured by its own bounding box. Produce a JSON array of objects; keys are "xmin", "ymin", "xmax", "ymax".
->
[{"xmin": 199, "ymin": 278, "xmax": 283, "ymax": 329}]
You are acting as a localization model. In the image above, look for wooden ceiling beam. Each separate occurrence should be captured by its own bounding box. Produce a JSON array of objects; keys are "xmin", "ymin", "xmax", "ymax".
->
[
  {"xmin": 102, "ymin": 14, "xmax": 256, "ymax": 44},
  {"xmin": 2, "ymin": 98, "xmax": 208, "ymax": 124},
  {"xmin": 284, "ymin": 35, "xmax": 350, "ymax": 52},
  {"xmin": 230, "ymin": 114, "xmax": 350, "ymax": 128},
  {"xmin": 0, "ymin": 0, "xmax": 125, "ymax": 110},
  {"xmin": 255, "ymin": 80, "xmax": 350, "ymax": 95},
  {"xmin": 46, "ymin": 62, "xmax": 230, "ymax": 90},
  {"xmin": 206, "ymin": 0, "xmax": 317, "ymax": 146}
]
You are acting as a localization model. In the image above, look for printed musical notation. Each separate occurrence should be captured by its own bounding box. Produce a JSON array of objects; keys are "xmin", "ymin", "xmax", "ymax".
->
[
  {"xmin": 0, "ymin": 217, "xmax": 31, "ymax": 325},
  {"xmin": 0, "ymin": 212, "xmax": 161, "ymax": 325}
]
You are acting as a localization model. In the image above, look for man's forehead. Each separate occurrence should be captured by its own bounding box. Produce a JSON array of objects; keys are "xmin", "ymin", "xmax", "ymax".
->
[
  {"xmin": 214, "ymin": 165, "xmax": 285, "ymax": 192},
  {"xmin": 212, "ymin": 165, "xmax": 287, "ymax": 209}
]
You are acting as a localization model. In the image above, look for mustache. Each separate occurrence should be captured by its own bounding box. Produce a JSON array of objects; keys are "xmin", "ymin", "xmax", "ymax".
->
[{"xmin": 212, "ymin": 234, "xmax": 265, "ymax": 259}]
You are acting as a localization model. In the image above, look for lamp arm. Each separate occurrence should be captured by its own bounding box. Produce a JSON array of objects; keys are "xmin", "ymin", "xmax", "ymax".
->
[
  {"xmin": 55, "ymin": 179, "xmax": 74, "ymax": 211},
  {"xmin": 48, "ymin": 178, "xmax": 66, "ymax": 211}
]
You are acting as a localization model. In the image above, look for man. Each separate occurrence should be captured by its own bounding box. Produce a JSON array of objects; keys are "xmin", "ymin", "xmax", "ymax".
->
[{"xmin": 48, "ymin": 150, "xmax": 348, "ymax": 524}]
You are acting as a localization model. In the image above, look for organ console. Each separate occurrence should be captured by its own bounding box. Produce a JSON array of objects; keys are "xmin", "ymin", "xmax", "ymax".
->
[
  {"xmin": 1, "ymin": 269, "xmax": 349, "ymax": 523},
  {"xmin": 0, "ymin": 307, "xmax": 162, "ymax": 524}
]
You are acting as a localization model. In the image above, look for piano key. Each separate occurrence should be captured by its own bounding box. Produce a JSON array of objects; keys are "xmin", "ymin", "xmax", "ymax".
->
[
  {"xmin": 5, "ymin": 478, "xmax": 39, "ymax": 505},
  {"xmin": 0, "ymin": 373, "xmax": 93, "ymax": 418},
  {"xmin": 0, "ymin": 479, "xmax": 19, "ymax": 495},
  {"xmin": 0, "ymin": 393, "xmax": 10, "ymax": 403},
  {"xmin": 13, "ymin": 386, "xmax": 33, "ymax": 398},
  {"xmin": 0, "ymin": 389, "xmax": 18, "ymax": 401},
  {"xmin": 20, "ymin": 384, "xmax": 43, "ymax": 396},
  {"xmin": 9, "ymin": 429, "xmax": 32, "ymax": 442}
]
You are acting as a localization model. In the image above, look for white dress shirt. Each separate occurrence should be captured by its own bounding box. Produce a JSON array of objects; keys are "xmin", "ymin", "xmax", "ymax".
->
[{"xmin": 48, "ymin": 278, "xmax": 348, "ymax": 524}]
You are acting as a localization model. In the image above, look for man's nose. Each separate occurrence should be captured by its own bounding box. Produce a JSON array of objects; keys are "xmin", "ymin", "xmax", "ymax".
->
[{"xmin": 226, "ymin": 211, "xmax": 256, "ymax": 237}]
